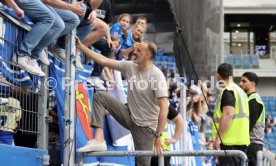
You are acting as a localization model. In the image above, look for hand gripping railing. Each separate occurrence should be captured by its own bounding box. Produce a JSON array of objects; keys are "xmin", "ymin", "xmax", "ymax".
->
[{"xmin": 78, "ymin": 150, "xmax": 248, "ymax": 166}]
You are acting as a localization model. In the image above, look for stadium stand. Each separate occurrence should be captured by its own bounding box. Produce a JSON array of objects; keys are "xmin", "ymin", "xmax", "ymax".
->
[
  {"xmin": 242, "ymin": 55, "xmax": 250, "ymax": 69},
  {"xmin": 225, "ymin": 55, "xmax": 234, "ymax": 66},
  {"xmin": 225, "ymin": 54, "xmax": 261, "ymax": 69},
  {"xmin": 251, "ymin": 54, "xmax": 260, "ymax": 68},
  {"xmin": 234, "ymin": 55, "xmax": 242, "ymax": 68}
]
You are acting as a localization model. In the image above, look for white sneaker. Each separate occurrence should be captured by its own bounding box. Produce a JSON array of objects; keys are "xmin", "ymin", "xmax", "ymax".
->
[
  {"xmin": 12, "ymin": 54, "xmax": 43, "ymax": 76},
  {"xmin": 76, "ymin": 52, "xmax": 84, "ymax": 70},
  {"xmin": 39, "ymin": 49, "xmax": 50, "ymax": 66},
  {"xmin": 0, "ymin": 98, "xmax": 8, "ymax": 105},
  {"xmin": 87, "ymin": 77, "xmax": 106, "ymax": 91},
  {"xmin": 53, "ymin": 46, "xmax": 66, "ymax": 61},
  {"xmin": 29, "ymin": 59, "xmax": 45, "ymax": 77},
  {"xmin": 77, "ymin": 140, "xmax": 107, "ymax": 153}
]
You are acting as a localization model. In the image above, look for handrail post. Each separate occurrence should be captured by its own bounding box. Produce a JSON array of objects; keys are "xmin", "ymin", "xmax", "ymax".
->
[
  {"xmin": 236, "ymin": 150, "xmax": 248, "ymax": 166},
  {"xmin": 158, "ymin": 156, "xmax": 164, "ymax": 166},
  {"xmin": 257, "ymin": 151, "xmax": 263, "ymax": 166},
  {"xmin": 78, "ymin": 153, "xmax": 84, "ymax": 166},
  {"xmin": 179, "ymin": 80, "xmax": 187, "ymax": 165},
  {"xmin": 179, "ymin": 83, "xmax": 187, "ymax": 150},
  {"xmin": 63, "ymin": 14, "xmax": 76, "ymax": 166},
  {"xmin": 78, "ymin": 150, "xmax": 248, "ymax": 165}
]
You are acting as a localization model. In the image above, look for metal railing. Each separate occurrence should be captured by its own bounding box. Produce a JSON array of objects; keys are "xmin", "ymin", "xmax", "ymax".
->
[
  {"xmin": 0, "ymin": 9, "xmax": 48, "ymax": 150},
  {"xmin": 78, "ymin": 150, "xmax": 248, "ymax": 166},
  {"xmin": 0, "ymin": 13, "xmax": 39, "ymax": 135},
  {"xmin": 257, "ymin": 150, "xmax": 275, "ymax": 166}
]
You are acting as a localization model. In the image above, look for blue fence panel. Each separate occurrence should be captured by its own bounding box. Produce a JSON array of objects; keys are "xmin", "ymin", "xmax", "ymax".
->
[{"xmin": 0, "ymin": 144, "xmax": 48, "ymax": 166}]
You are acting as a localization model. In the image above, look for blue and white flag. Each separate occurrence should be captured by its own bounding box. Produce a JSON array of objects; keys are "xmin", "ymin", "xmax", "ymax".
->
[
  {"xmin": 0, "ymin": 12, "xmax": 39, "ymax": 92},
  {"xmin": 49, "ymin": 55, "xmax": 134, "ymax": 165}
]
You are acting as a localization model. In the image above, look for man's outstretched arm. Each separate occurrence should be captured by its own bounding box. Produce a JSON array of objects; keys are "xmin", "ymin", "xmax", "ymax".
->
[{"xmin": 76, "ymin": 37, "xmax": 118, "ymax": 70}]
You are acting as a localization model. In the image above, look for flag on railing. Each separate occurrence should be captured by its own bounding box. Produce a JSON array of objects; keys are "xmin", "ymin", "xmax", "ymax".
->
[{"xmin": 50, "ymin": 56, "xmax": 134, "ymax": 165}]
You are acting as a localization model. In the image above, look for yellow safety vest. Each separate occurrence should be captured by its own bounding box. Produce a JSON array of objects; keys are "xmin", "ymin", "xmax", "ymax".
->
[
  {"xmin": 153, "ymin": 122, "xmax": 171, "ymax": 151},
  {"xmin": 162, "ymin": 123, "xmax": 171, "ymax": 151},
  {"xmin": 212, "ymin": 82, "xmax": 250, "ymax": 146},
  {"xmin": 248, "ymin": 93, "xmax": 265, "ymax": 144},
  {"xmin": 248, "ymin": 93, "xmax": 265, "ymax": 124}
]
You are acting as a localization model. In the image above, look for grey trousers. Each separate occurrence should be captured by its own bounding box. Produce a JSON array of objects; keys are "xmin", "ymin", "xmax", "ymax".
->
[{"xmin": 92, "ymin": 92, "xmax": 154, "ymax": 166}]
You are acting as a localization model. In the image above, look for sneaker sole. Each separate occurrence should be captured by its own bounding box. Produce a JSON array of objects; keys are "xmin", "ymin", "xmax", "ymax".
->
[
  {"xmin": 11, "ymin": 61, "xmax": 45, "ymax": 76},
  {"xmin": 39, "ymin": 59, "xmax": 50, "ymax": 66},
  {"xmin": 53, "ymin": 52, "xmax": 66, "ymax": 62},
  {"xmin": 77, "ymin": 146, "xmax": 107, "ymax": 153}
]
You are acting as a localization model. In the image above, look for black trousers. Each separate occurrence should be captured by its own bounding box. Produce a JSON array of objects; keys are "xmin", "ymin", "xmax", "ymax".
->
[
  {"xmin": 218, "ymin": 144, "xmax": 247, "ymax": 166},
  {"xmin": 246, "ymin": 143, "xmax": 263, "ymax": 166},
  {"xmin": 151, "ymin": 156, "xmax": 171, "ymax": 166}
]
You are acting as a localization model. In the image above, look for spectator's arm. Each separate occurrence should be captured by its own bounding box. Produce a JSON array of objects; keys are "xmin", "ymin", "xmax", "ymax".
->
[
  {"xmin": 118, "ymin": 42, "xmax": 139, "ymax": 57},
  {"xmin": 43, "ymin": 0, "xmax": 85, "ymax": 16},
  {"xmin": 3, "ymin": 0, "xmax": 24, "ymax": 19},
  {"xmin": 165, "ymin": 114, "xmax": 184, "ymax": 145},
  {"xmin": 105, "ymin": 24, "xmax": 115, "ymax": 50},
  {"xmin": 192, "ymin": 112, "xmax": 201, "ymax": 125},
  {"xmin": 118, "ymin": 46, "xmax": 134, "ymax": 57},
  {"xmin": 102, "ymin": 67, "xmax": 116, "ymax": 88}
]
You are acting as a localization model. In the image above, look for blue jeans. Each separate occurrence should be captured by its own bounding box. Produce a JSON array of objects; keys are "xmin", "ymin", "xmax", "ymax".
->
[
  {"xmin": 15, "ymin": 0, "xmax": 63, "ymax": 58},
  {"xmin": 31, "ymin": 5, "xmax": 65, "ymax": 57},
  {"xmin": 55, "ymin": 7, "xmax": 80, "ymax": 49}
]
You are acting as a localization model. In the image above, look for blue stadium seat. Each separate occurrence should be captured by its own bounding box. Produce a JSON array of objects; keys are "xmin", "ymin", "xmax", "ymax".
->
[
  {"xmin": 268, "ymin": 97, "xmax": 275, "ymax": 109},
  {"xmin": 225, "ymin": 56, "xmax": 234, "ymax": 66},
  {"xmin": 167, "ymin": 57, "xmax": 173, "ymax": 63},
  {"xmin": 250, "ymin": 55, "xmax": 259, "ymax": 68},
  {"xmin": 261, "ymin": 96, "xmax": 268, "ymax": 103},
  {"xmin": 269, "ymin": 103, "xmax": 276, "ymax": 112},
  {"xmin": 267, "ymin": 105, "xmax": 272, "ymax": 113},
  {"xmin": 266, "ymin": 133, "xmax": 274, "ymax": 140},
  {"xmin": 268, "ymin": 138, "xmax": 276, "ymax": 145},
  {"xmin": 270, "ymin": 148, "xmax": 276, "ymax": 153},
  {"xmin": 161, "ymin": 56, "xmax": 168, "ymax": 62},
  {"xmin": 271, "ymin": 111, "xmax": 276, "ymax": 118},
  {"xmin": 157, "ymin": 63, "xmax": 162, "ymax": 68},
  {"xmin": 157, "ymin": 51, "xmax": 164, "ymax": 57},
  {"xmin": 154, "ymin": 56, "xmax": 161, "ymax": 62},
  {"xmin": 234, "ymin": 55, "xmax": 242, "ymax": 68},
  {"xmin": 242, "ymin": 56, "xmax": 250, "ymax": 69},
  {"xmin": 172, "ymin": 58, "xmax": 176, "ymax": 63},
  {"xmin": 268, "ymin": 96, "xmax": 274, "ymax": 102}
]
